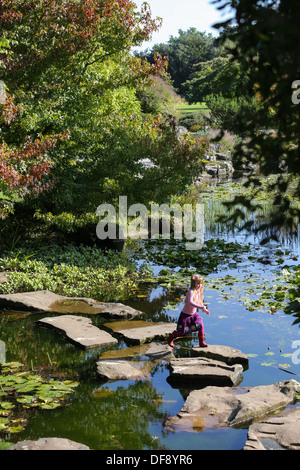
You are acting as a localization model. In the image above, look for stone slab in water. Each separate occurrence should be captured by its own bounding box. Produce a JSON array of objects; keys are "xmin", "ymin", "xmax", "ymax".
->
[
  {"xmin": 243, "ymin": 406, "xmax": 300, "ymax": 450},
  {"xmin": 166, "ymin": 379, "xmax": 300, "ymax": 431},
  {"xmin": 191, "ymin": 344, "xmax": 249, "ymax": 368},
  {"xmin": 144, "ymin": 342, "xmax": 174, "ymax": 361},
  {"xmin": 99, "ymin": 342, "xmax": 174, "ymax": 362},
  {"xmin": 104, "ymin": 320, "xmax": 177, "ymax": 345},
  {"xmin": 96, "ymin": 342, "xmax": 174, "ymax": 381},
  {"xmin": 0, "ymin": 290, "xmax": 142, "ymax": 319},
  {"xmin": 96, "ymin": 359, "xmax": 147, "ymax": 381},
  {"xmin": 168, "ymin": 356, "xmax": 244, "ymax": 387},
  {"xmin": 37, "ymin": 315, "xmax": 118, "ymax": 349},
  {"xmin": 6, "ymin": 437, "xmax": 90, "ymax": 450}
]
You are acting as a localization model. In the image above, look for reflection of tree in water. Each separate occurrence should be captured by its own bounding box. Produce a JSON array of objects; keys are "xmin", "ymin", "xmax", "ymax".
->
[
  {"xmin": 24, "ymin": 379, "xmax": 169, "ymax": 450},
  {"xmin": 126, "ymin": 285, "xmax": 186, "ymax": 323}
]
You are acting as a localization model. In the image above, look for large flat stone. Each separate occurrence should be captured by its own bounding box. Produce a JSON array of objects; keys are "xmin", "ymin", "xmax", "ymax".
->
[
  {"xmin": 37, "ymin": 315, "xmax": 118, "ymax": 349},
  {"xmin": 191, "ymin": 344, "xmax": 249, "ymax": 368},
  {"xmin": 244, "ymin": 407, "xmax": 300, "ymax": 450},
  {"xmin": 104, "ymin": 320, "xmax": 177, "ymax": 345},
  {"xmin": 0, "ymin": 290, "xmax": 142, "ymax": 319},
  {"xmin": 96, "ymin": 359, "xmax": 147, "ymax": 381},
  {"xmin": 6, "ymin": 437, "xmax": 90, "ymax": 450},
  {"xmin": 144, "ymin": 342, "xmax": 174, "ymax": 361},
  {"xmin": 165, "ymin": 380, "xmax": 300, "ymax": 431},
  {"xmin": 96, "ymin": 341, "xmax": 174, "ymax": 382},
  {"xmin": 99, "ymin": 342, "xmax": 174, "ymax": 362},
  {"xmin": 168, "ymin": 357, "xmax": 243, "ymax": 387}
]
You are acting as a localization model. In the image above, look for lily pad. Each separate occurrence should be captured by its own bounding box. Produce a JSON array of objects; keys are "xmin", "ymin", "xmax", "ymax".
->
[
  {"xmin": 0, "ymin": 362, "xmax": 79, "ymax": 436},
  {"xmin": 38, "ymin": 402, "xmax": 61, "ymax": 409},
  {"xmin": 7, "ymin": 425, "xmax": 25, "ymax": 433},
  {"xmin": 0, "ymin": 418, "xmax": 9, "ymax": 431},
  {"xmin": 0, "ymin": 402, "xmax": 15, "ymax": 410},
  {"xmin": 16, "ymin": 396, "xmax": 34, "ymax": 405}
]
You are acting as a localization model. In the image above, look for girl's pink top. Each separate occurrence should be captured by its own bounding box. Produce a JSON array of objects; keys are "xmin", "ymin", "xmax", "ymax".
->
[{"xmin": 182, "ymin": 288, "xmax": 204, "ymax": 315}]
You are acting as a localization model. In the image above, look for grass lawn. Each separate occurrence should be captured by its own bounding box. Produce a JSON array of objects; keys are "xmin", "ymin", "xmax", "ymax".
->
[
  {"xmin": 176, "ymin": 102, "xmax": 210, "ymax": 121},
  {"xmin": 176, "ymin": 102, "xmax": 208, "ymax": 115}
]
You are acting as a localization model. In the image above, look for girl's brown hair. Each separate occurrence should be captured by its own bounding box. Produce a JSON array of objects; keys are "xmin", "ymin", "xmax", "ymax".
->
[{"xmin": 190, "ymin": 274, "xmax": 203, "ymax": 290}]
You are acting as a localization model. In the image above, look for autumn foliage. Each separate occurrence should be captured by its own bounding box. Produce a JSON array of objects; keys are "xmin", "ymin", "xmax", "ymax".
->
[{"xmin": 0, "ymin": 0, "xmax": 162, "ymax": 216}]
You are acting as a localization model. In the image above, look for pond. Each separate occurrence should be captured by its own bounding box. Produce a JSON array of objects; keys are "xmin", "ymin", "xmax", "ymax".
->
[{"xmin": 1, "ymin": 179, "xmax": 300, "ymax": 451}]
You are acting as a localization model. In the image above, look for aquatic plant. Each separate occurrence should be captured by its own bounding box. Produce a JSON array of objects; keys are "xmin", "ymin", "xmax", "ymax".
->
[{"xmin": 0, "ymin": 362, "xmax": 78, "ymax": 436}]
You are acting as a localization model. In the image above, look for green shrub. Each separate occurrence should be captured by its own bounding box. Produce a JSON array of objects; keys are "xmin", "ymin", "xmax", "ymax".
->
[{"xmin": 0, "ymin": 243, "xmax": 146, "ymax": 301}]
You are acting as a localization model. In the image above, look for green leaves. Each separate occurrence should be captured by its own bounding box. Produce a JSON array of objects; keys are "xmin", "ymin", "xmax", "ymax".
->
[
  {"xmin": 0, "ymin": 362, "xmax": 78, "ymax": 435},
  {"xmin": 0, "ymin": 0, "xmax": 164, "ymax": 217},
  {"xmin": 0, "ymin": 242, "xmax": 144, "ymax": 301},
  {"xmin": 138, "ymin": 237, "xmax": 250, "ymax": 273}
]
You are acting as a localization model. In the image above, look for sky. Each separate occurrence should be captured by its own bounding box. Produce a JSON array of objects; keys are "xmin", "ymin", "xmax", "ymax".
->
[{"xmin": 133, "ymin": 0, "xmax": 233, "ymax": 51}]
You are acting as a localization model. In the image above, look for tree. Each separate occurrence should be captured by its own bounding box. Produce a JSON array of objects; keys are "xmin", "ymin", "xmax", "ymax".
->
[
  {"xmin": 0, "ymin": 0, "xmax": 162, "ymax": 217},
  {"xmin": 212, "ymin": 0, "xmax": 300, "ymax": 240},
  {"xmin": 184, "ymin": 51, "xmax": 260, "ymax": 133},
  {"xmin": 1, "ymin": 1, "xmax": 208, "ymax": 232},
  {"xmin": 137, "ymin": 28, "xmax": 218, "ymax": 97},
  {"xmin": 213, "ymin": 0, "xmax": 300, "ymax": 324}
]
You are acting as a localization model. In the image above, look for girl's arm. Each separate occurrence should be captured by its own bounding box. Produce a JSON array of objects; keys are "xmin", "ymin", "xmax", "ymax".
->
[
  {"xmin": 187, "ymin": 289, "xmax": 204, "ymax": 309},
  {"xmin": 187, "ymin": 289, "xmax": 210, "ymax": 315}
]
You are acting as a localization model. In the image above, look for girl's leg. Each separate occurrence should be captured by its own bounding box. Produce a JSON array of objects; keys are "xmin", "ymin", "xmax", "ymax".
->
[
  {"xmin": 198, "ymin": 328, "xmax": 208, "ymax": 347},
  {"xmin": 167, "ymin": 330, "xmax": 181, "ymax": 348},
  {"xmin": 195, "ymin": 317, "xmax": 207, "ymax": 347}
]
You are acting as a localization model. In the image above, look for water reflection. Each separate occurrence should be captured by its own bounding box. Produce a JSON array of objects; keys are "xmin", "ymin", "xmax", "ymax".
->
[{"xmin": 203, "ymin": 196, "xmax": 300, "ymax": 250}]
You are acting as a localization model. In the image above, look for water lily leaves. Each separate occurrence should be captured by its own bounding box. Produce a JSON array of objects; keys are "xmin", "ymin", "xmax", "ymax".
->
[
  {"xmin": 7, "ymin": 424, "xmax": 25, "ymax": 433},
  {"xmin": 38, "ymin": 402, "xmax": 61, "ymax": 410},
  {"xmin": 0, "ymin": 402, "xmax": 14, "ymax": 410},
  {"xmin": 0, "ymin": 418, "xmax": 9, "ymax": 431},
  {"xmin": 278, "ymin": 363, "xmax": 291, "ymax": 370},
  {"xmin": 16, "ymin": 396, "xmax": 34, "ymax": 405},
  {"xmin": 140, "ymin": 237, "xmax": 250, "ymax": 273},
  {"xmin": 0, "ymin": 362, "xmax": 79, "ymax": 436},
  {"xmin": 14, "ymin": 383, "xmax": 37, "ymax": 394}
]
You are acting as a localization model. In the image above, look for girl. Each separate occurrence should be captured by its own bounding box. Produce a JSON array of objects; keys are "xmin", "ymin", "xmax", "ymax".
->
[{"xmin": 167, "ymin": 274, "xmax": 210, "ymax": 348}]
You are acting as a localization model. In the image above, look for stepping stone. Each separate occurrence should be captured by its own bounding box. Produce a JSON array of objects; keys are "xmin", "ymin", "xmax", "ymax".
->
[
  {"xmin": 104, "ymin": 320, "xmax": 177, "ymax": 345},
  {"xmin": 37, "ymin": 315, "xmax": 118, "ymax": 349},
  {"xmin": 0, "ymin": 290, "xmax": 142, "ymax": 319},
  {"xmin": 6, "ymin": 437, "xmax": 90, "ymax": 450},
  {"xmin": 244, "ymin": 406, "xmax": 300, "ymax": 450},
  {"xmin": 165, "ymin": 379, "xmax": 300, "ymax": 431},
  {"xmin": 100, "ymin": 342, "xmax": 174, "ymax": 362},
  {"xmin": 168, "ymin": 357, "xmax": 243, "ymax": 387},
  {"xmin": 96, "ymin": 359, "xmax": 147, "ymax": 381},
  {"xmin": 191, "ymin": 344, "xmax": 249, "ymax": 368},
  {"xmin": 144, "ymin": 342, "xmax": 174, "ymax": 361}
]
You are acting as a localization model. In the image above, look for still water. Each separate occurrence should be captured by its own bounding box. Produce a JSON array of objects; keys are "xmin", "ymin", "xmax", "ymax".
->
[{"xmin": 1, "ymin": 182, "xmax": 300, "ymax": 450}]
